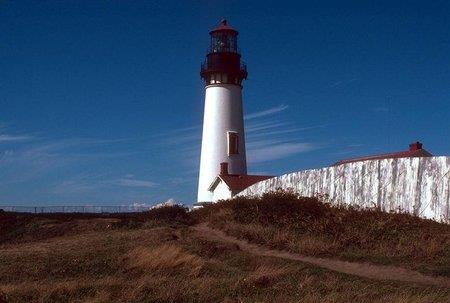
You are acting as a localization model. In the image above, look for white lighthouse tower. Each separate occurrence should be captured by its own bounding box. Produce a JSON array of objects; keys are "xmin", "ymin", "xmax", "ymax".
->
[{"xmin": 197, "ymin": 20, "xmax": 248, "ymax": 202}]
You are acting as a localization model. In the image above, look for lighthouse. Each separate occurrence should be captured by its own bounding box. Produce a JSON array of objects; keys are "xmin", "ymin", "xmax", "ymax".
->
[{"xmin": 197, "ymin": 20, "xmax": 248, "ymax": 202}]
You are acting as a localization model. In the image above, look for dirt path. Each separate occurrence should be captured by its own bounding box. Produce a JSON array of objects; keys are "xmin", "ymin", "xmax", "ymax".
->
[{"xmin": 192, "ymin": 224, "xmax": 450, "ymax": 288}]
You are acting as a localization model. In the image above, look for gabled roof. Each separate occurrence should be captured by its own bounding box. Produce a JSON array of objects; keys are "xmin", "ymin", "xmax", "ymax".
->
[
  {"xmin": 333, "ymin": 142, "xmax": 432, "ymax": 166},
  {"xmin": 208, "ymin": 174, "xmax": 273, "ymax": 192}
]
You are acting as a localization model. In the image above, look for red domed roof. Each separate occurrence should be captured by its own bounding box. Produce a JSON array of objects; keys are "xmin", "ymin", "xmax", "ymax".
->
[{"xmin": 210, "ymin": 19, "xmax": 238, "ymax": 35}]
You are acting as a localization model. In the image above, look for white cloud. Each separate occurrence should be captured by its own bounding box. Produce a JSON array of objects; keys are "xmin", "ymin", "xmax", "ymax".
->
[
  {"xmin": 0, "ymin": 134, "xmax": 32, "ymax": 142},
  {"xmin": 244, "ymin": 107, "xmax": 327, "ymax": 165},
  {"xmin": 0, "ymin": 143, "xmax": 68, "ymax": 182},
  {"xmin": 246, "ymin": 121, "xmax": 291, "ymax": 133},
  {"xmin": 329, "ymin": 78, "xmax": 357, "ymax": 88},
  {"xmin": 0, "ymin": 138, "xmax": 137, "ymax": 183},
  {"xmin": 159, "ymin": 133, "xmax": 200, "ymax": 145},
  {"xmin": 244, "ymin": 104, "xmax": 289, "ymax": 120},
  {"xmin": 164, "ymin": 104, "xmax": 291, "ymax": 140},
  {"xmin": 151, "ymin": 102, "xmax": 327, "ymax": 172},
  {"xmin": 48, "ymin": 173, "xmax": 157, "ymax": 197},
  {"xmin": 171, "ymin": 125, "xmax": 201, "ymax": 133},
  {"xmin": 131, "ymin": 202, "xmax": 154, "ymax": 208},
  {"xmin": 116, "ymin": 178, "xmax": 157, "ymax": 188},
  {"xmin": 164, "ymin": 198, "xmax": 177, "ymax": 204},
  {"xmin": 373, "ymin": 106, "xmax": 390, "ymax": 112},
  {"xmin": 249, "ymin": 124, "xmax": 328, "ymax": 138},
  {"xmin": 248, "ymin": 142, "xmax": 319, "ymax": 164},
  {"xmin": 54, "ymin": 179, "xmax": 101, "ymax": 194},
  {"xmin": 246, "ymin": 138, "xmax": 297, "ymax": 149}
]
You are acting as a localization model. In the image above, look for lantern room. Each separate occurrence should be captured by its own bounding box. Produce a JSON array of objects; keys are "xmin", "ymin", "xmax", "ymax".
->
[
  {"xmin": 209, "ymin": 20, "xmax": 238, "ymax": 53},
  {"xmin": 201, "ymin": 20, "xmax": 247, "ymax": 86}
]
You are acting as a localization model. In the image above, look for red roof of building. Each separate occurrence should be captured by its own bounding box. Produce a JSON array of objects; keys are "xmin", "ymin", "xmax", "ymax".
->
[
  {"xmin": 209, "ymin": 174, "xmax": 273, "ymax": 192},
  {"xmin": 210, "ymin": 19, "xmax": 238, "ymax": 34},
  {"xmin": 333, "ymin": 142, "xmax": 432, "ymax": 166}
]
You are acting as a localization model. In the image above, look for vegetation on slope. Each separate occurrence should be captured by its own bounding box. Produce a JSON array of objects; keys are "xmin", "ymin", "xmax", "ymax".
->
[
  {"xmin": 195, "ymin": 190, "xmax": 450, "ymax": 276},
  {"xmin": 0, "ymin": 193, "xmax": 449, "ymax": 302}
]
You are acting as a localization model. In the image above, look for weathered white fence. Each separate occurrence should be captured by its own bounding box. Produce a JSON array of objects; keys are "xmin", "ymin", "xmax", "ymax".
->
[{"xmin": 239, "ymin": 156, "xmax": 450, "ymax": 223}]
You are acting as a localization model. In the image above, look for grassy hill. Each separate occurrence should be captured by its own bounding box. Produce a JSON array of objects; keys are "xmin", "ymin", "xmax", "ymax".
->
[{"xmin": 0, "ymin": 192, "xmax": 449, "ymax": 302}]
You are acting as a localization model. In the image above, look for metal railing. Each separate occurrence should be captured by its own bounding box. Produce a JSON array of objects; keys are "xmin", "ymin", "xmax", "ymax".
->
[{"xmin": 0, "ymin": 205, "xmax": 153, "ymax": 214}]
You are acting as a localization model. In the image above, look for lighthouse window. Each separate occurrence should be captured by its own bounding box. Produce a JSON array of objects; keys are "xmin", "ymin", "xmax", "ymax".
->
[
  {"xmin": 211, "ymin": 33, "xmax": 237, "ymax": 53},
  {"xmin": 228, "ymin": 132, "xmax": 239, "ymax": 155}
]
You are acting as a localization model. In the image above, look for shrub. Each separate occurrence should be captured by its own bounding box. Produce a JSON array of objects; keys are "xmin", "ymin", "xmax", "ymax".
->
[
  {"xmin": 113, "ymin": 205, "xmax": 195, "ymax": 229},
  {"xmin": 195, "ymin": 190, "xmax": 331, "ymax": 228},
  {"xmin": 144, "ymin": 205, "xmax": 193, "ymax": 225}
]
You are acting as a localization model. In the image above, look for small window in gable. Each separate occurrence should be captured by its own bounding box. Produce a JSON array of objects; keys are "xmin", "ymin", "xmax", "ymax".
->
[{"xmin": 228, "ymin": 132, "xmax": 239, "ymax": 155}]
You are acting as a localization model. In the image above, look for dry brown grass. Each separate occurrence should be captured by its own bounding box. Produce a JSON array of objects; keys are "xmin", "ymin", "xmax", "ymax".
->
[
  {"xmin": 245, "ymin": 264, "xmax": 293, "ymax": 288},
  {"xmin": 126, "ymin": 244, "xmax": 204, "ymax": 277},
  {"xmin": 194, "ymin": 190, "xmax": 450, "ymax": 276},
  {"xmin": 0, "ymin": 203, "xmax": 449, "ymax": 302}
]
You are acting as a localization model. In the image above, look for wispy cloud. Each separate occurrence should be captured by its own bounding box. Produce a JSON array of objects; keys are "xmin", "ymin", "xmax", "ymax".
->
[
  {"xmin": 244, "ymin": 104, "xmax": 289, "ymax": 120},
  {"xmin": 373, "ymin": 106, "xmax": 390, "ymax": 112},
  {"xmin": 0, "ymin": 127, "xmax": 34, "ymax": 143},
  {"xmin": 331, "ymin": 143, "xmax": 364, "ymax": 156},
  {"xmin": 158, "ymin": 133, "xmax": 200, "ymax": 145},
  {"xmin": 0, "ymin": 134, "xmax": 33, "ymax": 142},
  {"xmin": 0, "ymin": 137, "xmax": 137, "ymax": 183},
  {"xmin": 249, "ymin": 124, "xmax": 328, "ymax": 138},
  {"xmin": 0, "ymin": 99, "xmax": 329, "ymax": 203},
  {"xmin": 115, "ymin": 178, "xmax": 157, "ymax": 188},
  {"xmin": 51, "ymin": 174, "xmax": 158, "ymax": 195},
  {"xmin": 246, "ymin": 121, "xmax": 291, "ymax": 133},
  {"xmin": 54, "ymin": 179, "xmax": 102, "ymax": 194},
  {"xmin": 248, "ymin": 142, "xmax": 319, "ymax": 164},
  {"xmin": 0, "ymin": 143, "xmax": 69, "ymax": 182},
  {"xmin": 329, "ymin": 78, "xmax": 357, "ymax": 88},
  {"xmin": 152, "ymin": 103, "xmax": 326, "ymax": 172},
  {"xmin": 244, "ymin": 105, "xmax": 325, "ymax": 164},
  {"xmin": 171, "ymin": 125, "xmax": 201, "ymax": 133}
]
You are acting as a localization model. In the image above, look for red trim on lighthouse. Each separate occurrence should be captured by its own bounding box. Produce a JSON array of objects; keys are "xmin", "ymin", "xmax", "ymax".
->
[
  {"xmin": 200, "ymin": 19, "xmax": 247, "ymax": 86},
  {"xmin": 209, "ymin": 19, "xmax": 238, "ymax": 35}
]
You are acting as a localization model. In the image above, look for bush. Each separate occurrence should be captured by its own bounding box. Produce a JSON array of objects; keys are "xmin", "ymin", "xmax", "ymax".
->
[
  {"xmin": 231, "ymin": 191, "xmax": 329, "ymax": 226},
  {"xmin": 114, "ymin": 205, "xmax": 195, "ymax": 229},
  {"xmin": 145, "ymin": 205, "xmax": 193, "ymax": 224},
  {"xmin": 194, "ymin": 190, "xmax": 330, "ymax": 229}
]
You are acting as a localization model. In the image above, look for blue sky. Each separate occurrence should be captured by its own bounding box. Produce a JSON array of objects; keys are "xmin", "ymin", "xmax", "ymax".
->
[{"xmin": 1, "ymin": 1, "xmax": 449, "ymax": 206}]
